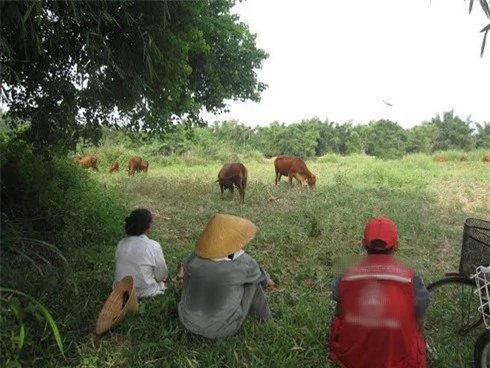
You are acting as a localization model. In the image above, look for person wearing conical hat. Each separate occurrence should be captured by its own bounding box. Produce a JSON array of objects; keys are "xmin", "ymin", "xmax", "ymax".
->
[
  {"xmin": 178, "ymin": 213, "xmax": 275, "ymax": 339},
  {"xmin": 114, "ymin": 208, "xmax": 169, "ymax": 298}
]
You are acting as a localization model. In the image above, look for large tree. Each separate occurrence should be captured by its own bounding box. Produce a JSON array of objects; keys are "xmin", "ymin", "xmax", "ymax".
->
[
  {"xmin": 475, "ymin": 121, "xmax": 490, "ymax": 148},
  {"xmin": 364, "ymin": 119, "xmax": 407, "ymax": 159},
  {"xmin": 430, "ymin": 110, "xmax": 475, "ymax": 151},
  {"xmin": 211, "ymin": 119, "xmax": 254, "ymax": 148},
  {"xmin": 0, "ymin": 0, "xmax": 268, "ymax": 152},
  {"xmin": 405, "ymin": 122, "xmax": 438, "ymax": 154}
]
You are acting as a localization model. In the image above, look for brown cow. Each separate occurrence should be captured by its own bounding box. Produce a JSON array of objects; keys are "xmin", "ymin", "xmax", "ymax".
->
[
  {"xmin": 76, "ymin": 155, "xmax": 98, "ymax": 171},
  {"xmin": 274, "ymin": 155, "xmax": 316, "ymax": 188},
  {"xmin": 128, "ymin": 156, "xmax": 142, "ymax": 175},
  {"xmin": 216, "ymin": 163, "xmax": 248, "ymax": 204},
  {"xmin": 460, "ymin": 156, "xmax": 468, "ymax": 162},
  {"xmin": 109, "ymin": 161, "xmax": 119, "ymax": 173},
  {"xmin": 483, "ymin": 156, "xmax": 490, "ymax": 162},
  {"xmin": 128, "ymin": 156, "xmax": 149, "ymax": 175},
  {"xmin": 433, "ymin": 156, "xmax": 448, "ymax": 162}
]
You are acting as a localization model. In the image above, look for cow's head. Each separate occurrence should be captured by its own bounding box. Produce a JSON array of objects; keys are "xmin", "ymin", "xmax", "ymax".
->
[{"xmin": 307, "ymin": 174, "xmax": 317, "ymax": 188}]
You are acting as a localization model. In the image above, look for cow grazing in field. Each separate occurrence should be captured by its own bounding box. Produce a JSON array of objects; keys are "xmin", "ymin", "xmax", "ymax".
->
[
  {"xmin": 76, "ymin": 155, "xmax": 98, "ymax": 171},
  {"xmin": 483, "ymin": 156, "xmax": 490, "ymax": 162},
  {"xmin": 460, "ymin": 156, "xmax": 468, "ymax": 162},
  {"xmin": 128, "ymin": 156, "xmax": 149, "ymax": 175},
  {"xmin": 433, "ymin": 156, "xmax": 448, "ymax": 163},
  {"xmin": 216, "ymin": 163, "xmax": 248, "ymax": 204},
  {"xmin": 274, "ymin": 155, "xmax": 316, "ymax": 188},
  {"xmin": 109, "ymin": 161, "xmax": 119, "ymax": 173},
  {"xmin": 128, "ymin": 156, "xmax": 143, "ymax": 175},
  {"xmin": 141, "ymin": 160, "xmax": 149, "ymax": 174}
]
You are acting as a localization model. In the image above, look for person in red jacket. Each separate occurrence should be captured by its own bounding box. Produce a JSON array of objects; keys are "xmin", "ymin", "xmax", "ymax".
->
[{"xmin": 328, "ymin": 216, "xmax": 430, "ymax": 368}]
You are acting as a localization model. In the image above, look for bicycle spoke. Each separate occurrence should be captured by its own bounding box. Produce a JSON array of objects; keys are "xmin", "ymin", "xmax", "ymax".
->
[{"xmin": 424, "ymin": 277, "xmax": 483, "ymax": 368}]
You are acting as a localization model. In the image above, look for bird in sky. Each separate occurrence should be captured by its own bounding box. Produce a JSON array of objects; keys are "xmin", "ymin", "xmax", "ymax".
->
[{"xmin": 379, "ymin": 97, "xmax": 394, "ymax": 107}]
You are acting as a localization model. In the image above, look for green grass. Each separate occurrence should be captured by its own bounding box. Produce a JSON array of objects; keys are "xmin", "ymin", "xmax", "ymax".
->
[{"xmin": 8, "ymin": 154, "xmax": 490, "ymax": 367}]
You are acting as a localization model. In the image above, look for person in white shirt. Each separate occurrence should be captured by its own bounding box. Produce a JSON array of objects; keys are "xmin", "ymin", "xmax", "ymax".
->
[{"xmin": 114, "ymin": 208, "xmax": 169, "ymax": 298}]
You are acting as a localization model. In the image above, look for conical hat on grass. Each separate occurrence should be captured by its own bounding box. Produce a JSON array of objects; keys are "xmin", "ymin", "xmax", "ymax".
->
[{"xmin": 95, "ymin": 275, "xmax": 138, "ymax": 335}]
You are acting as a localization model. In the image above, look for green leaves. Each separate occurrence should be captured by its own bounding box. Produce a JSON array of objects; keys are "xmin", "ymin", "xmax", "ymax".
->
[
  {"xmin": 1, "ymin": 0, "xmax": 268, "ymax": 154},
  {"xmin": 6, "ymin": 301, "xmax": 26, "ymax": 351},
  {"xmin": 1, "ymin": 288, "xmax": 65, "ymax": 357},
  {"xmin": 466, "ymin": 0, "xmax": 490, "ymax": 56},
  {"xmin": 364, "ymin": 119, "xmax": 407, "ymax": 159},
  {"xmin": 478, "ymin": 0, "xmax": 490, "ymax": 18},
  {"xmin": 430, "ymin": 110, "xmax": 475, "ymax": 152},
  {"xmin": 22, "ymin": 0, "xmax": 39, "ymax": 24},
  {"xmin": 480, "ymin": 22, "xmax": 490, "ymax": 57},
  {"xmin": 475, "ymin": 121, "xmax": 490, "ymax": 148}
]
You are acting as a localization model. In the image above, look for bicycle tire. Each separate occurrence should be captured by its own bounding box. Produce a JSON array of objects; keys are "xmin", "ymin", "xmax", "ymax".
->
[
  {"xmin": 424, "ymin": 276, "xmax": 482, "ymax": 367},
  {"xmin": 474, "ymin": 330, "xmax": 490, "ymax": 368}
]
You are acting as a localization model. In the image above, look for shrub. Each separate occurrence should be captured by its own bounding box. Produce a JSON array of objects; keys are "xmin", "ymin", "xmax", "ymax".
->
[
  {"xmin": 1, "ymin": 134, "xmax": 128, "ymax": 364},
  {"xmin": 1, "ymin": 146, "xmax": 127, "ymax": 250}
]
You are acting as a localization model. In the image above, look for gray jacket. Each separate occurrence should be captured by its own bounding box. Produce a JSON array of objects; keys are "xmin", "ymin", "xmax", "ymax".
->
[{"xmin": 178, "ymin": 252, "xmax": 269, "ymax": 338}]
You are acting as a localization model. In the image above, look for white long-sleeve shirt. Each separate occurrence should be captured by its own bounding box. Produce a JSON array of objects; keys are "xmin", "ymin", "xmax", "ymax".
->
[{"xmin": 114, "ymin": 235, "xmax": 168, "ymax": 298}]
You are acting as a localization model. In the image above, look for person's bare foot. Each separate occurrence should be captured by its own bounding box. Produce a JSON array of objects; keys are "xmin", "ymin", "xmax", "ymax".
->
[
  {"xmin": 176, "ymin": 263, "xmax": 185, "ymax": 280},
  {"xmin": 265, "ymin": 279, "xmax": 275, "ymax": 289}
]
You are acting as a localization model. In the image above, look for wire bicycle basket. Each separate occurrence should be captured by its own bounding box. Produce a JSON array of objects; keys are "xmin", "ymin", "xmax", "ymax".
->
[
  {"xmin": 471, "ymin": 265, "xmax": 490, "ymax": 329},
  {"xmin": 459, "ymin": 218, "xmax": 490, "ymax": 278}
]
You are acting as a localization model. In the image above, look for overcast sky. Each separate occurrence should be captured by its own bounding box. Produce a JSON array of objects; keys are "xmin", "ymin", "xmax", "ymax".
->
[{"xmin": 201, "ymin": 0, "xmax": 490, "ymax": 129}]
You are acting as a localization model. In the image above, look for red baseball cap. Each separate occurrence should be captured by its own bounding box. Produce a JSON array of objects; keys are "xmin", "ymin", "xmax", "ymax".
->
[{"xmin": 363, "ymin": 216, "xmax": 398, "ymax": 249}]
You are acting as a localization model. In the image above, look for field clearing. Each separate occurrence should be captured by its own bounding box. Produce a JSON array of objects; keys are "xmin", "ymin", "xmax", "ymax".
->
[{"xmin": 69, "ymin": 156, "xmax": 490, "ymax": 367}]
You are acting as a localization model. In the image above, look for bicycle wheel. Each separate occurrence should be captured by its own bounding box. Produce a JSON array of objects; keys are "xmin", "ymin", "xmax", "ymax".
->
[
  {"xmin": 424, "ymin": 276, "xmax": 483, "ymax": 368},
  {"xmin": 474, "ymin": 330, "xmax": 490, "ymax": 368}
]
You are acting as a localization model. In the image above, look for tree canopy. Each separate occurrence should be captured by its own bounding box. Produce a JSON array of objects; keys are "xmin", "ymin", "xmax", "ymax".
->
[
  {"xmin": 0, "ymin": 0, "xmax": 268, "ymax": 152},
  {"xmin": 431, "ymin": 110, "xmax": 475, "ymax": 151},
  {"xmin": 202, "ymin": 110, "xmax": 489, "ymax": 159}
]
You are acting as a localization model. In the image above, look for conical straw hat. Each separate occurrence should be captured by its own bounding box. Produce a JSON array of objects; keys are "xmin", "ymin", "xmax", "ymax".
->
[
  {"xmin": 95, "ymin": 275, "xmax": 139, "ymax": 335},
  {"xmin": 195, "ymin": 214, "xmax": 257, "ymax": 259}
]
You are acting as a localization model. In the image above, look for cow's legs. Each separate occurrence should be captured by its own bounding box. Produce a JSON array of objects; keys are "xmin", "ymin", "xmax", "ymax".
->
[
  {"xmin": 237, "ymin": 184, "xmax": 245, "ymax": 204},
  {"xmin": 220, "ymin": 184, "xmax": 225, "ymax": 199},
  {"xmin": 275, "ymin": 172, "xmax": 281, "ymax": 185},
  {"xmin": 294, "ymin": 173, "xmax": 303, "ymax": 186}
]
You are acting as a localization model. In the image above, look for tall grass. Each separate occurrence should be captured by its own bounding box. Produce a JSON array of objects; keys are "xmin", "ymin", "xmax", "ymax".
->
[
  {"xmin": 89, "ymin": 136, "xmax": 268, "ymax": 174},
  {"xmin": 3, "ymin": 150, "xmax": 490, "ymax": 367}
]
